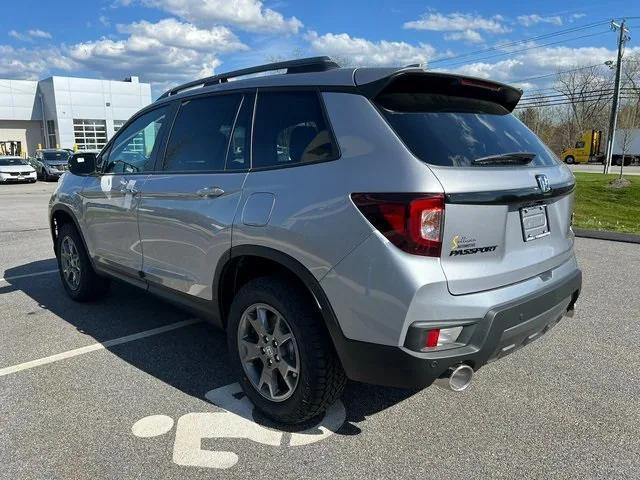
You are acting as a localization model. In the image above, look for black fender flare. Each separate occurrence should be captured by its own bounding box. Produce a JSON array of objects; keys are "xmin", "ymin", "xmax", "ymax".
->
[
  {"xmin": 49, "ymin": 205, "xmax": 91, "ymax": 261},
  {"xmin": 213, "ymin": 245, "xmax": 351, "ymax": 361}
]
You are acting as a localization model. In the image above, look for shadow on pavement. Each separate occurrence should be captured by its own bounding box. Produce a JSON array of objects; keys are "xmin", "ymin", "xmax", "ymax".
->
[{"xmin": 2, "ymin": 259, "xmax": 416, "ymax": 434}]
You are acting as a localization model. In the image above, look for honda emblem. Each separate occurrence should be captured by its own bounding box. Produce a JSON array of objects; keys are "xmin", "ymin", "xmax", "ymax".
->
[{"xmin": 536, "ymin": 174, "xmax": 550, "ymax": 193}]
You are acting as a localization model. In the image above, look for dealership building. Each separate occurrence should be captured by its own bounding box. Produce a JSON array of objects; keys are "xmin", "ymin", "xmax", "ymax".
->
[{"xmin": 0, "ymin": 75, "xmax": 152, "ymax": 156}]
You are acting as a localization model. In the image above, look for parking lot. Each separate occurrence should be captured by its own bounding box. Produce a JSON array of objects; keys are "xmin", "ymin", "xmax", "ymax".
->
[{"xmin": 1, "ymin": 180, "xmax": 639, "ymax": 479}]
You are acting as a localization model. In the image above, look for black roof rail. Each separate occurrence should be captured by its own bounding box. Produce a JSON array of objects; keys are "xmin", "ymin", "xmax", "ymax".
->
[{"xmin": 158, "ymin": 56, "xmax": 340, "ymax": 100}]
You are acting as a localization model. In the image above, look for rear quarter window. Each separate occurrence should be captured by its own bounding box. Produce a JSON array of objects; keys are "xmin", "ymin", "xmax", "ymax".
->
[
  {"xmin": 252, "ymin": 91, "xmax": 339, "ymax": 169},
  {"xmin": 378, "ymin": 94, "xmax": 559, "ymax": 168}
]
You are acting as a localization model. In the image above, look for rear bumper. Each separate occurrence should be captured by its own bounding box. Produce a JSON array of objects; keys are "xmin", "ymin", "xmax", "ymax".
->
[{"xmin": 331, "ymin": 268, "xmax": 581, "ymax": 389}]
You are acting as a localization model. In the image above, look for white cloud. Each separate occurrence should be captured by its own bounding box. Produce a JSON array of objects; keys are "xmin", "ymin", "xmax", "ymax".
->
[
  {"xmin": 9, "ymin": 29, "xmax": 53, "ymax": 41},
  {"xmin": 404, "ymin": 12, "xmax": 510, "ymax": 34},
  {"xmin": 138, "ymin": 0, "xmax": 302, "ymax": 34},
  {"xmin": 517, "ymin": 14, "xmax": 563, "ymax": 27},
  {"xmin": 27, "ymin": 29, "xmax": 52, "ymax": 39},
  {"xmin": 445, "ymin": 45, "xmax": 640, "ymax": 91},
  {"xmin": 0, "ymin": 45, "xmax": 72, "ymax": 79},
  {"xmin": 306, "ymin": 31, "xmax": 436, "ymax": 67},
  {"xmin": 444, "ymin": 29, "xmax": 484, "ymax": 43},
  {"xmin": 8, "ymin": 30, "xmax": 29, "ymax": 41},
  {"xmin": 117, "ymin": 18, "xmax": 247, "ymax": 52},
  {"xmin": 66, "ymin": 18, "xmax": 248, "ymax": 92}
]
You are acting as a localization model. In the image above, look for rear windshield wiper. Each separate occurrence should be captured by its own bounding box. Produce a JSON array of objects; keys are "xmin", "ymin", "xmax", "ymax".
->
[{"xmin": 472, "ymin": 152, "xmax": 536, "ymax": 166}]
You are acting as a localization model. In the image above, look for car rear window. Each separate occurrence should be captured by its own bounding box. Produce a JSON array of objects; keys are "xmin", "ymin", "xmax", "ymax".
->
[
  {"xmin": 42, "ymin": 151, "xmax": 70, "ymax": 161},
  {"xmin": 377, "ymin": 94, "xmax": 559, "ymax": 168}
]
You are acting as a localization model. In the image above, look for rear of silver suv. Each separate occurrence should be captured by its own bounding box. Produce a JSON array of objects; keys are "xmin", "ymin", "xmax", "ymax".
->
[{"xmin": 49, "ymin": 58, "xmax": 581, "ymax": 425}]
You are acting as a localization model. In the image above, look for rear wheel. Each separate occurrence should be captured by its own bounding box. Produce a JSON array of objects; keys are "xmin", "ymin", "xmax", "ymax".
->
[
  {"xmin": 564, "ymin": 156, "xmax": 575, "ymax": 164},
  {"xmin": 227, "ymin": 276, "xmax": 346, "ymax": 424},
  {"xmin": 56, "ymin": 222, "xmax": 110, "ymax": 301}
]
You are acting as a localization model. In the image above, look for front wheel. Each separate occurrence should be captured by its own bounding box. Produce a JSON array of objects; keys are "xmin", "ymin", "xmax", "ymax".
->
[
  {"xmin": 227, "ymin": 276, "xmax": 346, "ymax": 424},
  {"xmin": 56, "ymin": 223, "xmax": 110, "ymax": 301},
  {"xmin": 564, "ymin": 156, "xmax": 575, "ymax": 164}
]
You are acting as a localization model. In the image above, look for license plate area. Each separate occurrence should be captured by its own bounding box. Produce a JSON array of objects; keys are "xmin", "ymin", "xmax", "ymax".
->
[{"xmin": 520, "ymin": 204, "xmax": 550, "ymax": 242}]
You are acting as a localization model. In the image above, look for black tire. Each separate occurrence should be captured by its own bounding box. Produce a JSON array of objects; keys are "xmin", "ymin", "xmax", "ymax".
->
[
  {"xmin": 227, "ymin": 275, "xmax": 346, "ymax": 425},
  {"xmin": 564, "ymin": 156, "xmax": 575, "ymax": 164},
  {"xmin": 55, "ymin": 222, "xmax": 110, "ymax": 301},
  {"xmin": 614, "ymin": 157, "xmax": 622, "ymax": 166}
]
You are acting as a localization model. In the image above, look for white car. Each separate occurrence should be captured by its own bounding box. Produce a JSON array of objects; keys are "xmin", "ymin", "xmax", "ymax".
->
[{"xmin": 0, "ymin": 156, "xmax": 37, "ymax": 183}]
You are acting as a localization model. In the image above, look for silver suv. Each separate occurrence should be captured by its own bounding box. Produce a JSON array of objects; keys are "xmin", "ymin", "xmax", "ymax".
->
[{"xmin": 49, "ymin": 57, "xmax": 581, "ymax": 424}]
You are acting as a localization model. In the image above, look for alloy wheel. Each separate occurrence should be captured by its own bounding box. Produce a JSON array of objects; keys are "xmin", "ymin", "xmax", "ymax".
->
[
  {"xmin": 237, "ymin": 303, "xmax": 300, "ymax": 402},
  {"xmin": 60, "ymin": 236, "xmax": 82, "ymax": 290}
]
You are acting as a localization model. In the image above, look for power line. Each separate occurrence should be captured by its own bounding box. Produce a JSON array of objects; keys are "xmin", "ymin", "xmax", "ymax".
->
[
  {"xmin": 521, "ymin": 87, "xmax": 620, "ymax": 102},
  {"xmin": 515, "ymin": 96, "xmax": 637, "ymax": 109},
  {"xmin": 429, "ymin": 19, "xmax": 611, "ymax": 66},
  {"xmin": 437, "ymin": 30, "xmax": 611, "ymax": 68},
  {"xmin": 509, "ymin": 63, "xmax": 609, "ymax": 83},
  {"xmin": 519, "ymin": 88, "xmax": 636, "ymax": 106},
  {"xmin": 517, "ymin": 89, "xmax": 638, "ymax": 108}
]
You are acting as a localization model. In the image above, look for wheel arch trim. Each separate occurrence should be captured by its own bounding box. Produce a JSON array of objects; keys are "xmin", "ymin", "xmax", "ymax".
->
[
  {"xmin": 214, "ymin": 245, "xmax": 349, "ymax": 351},
  {"xmin": 49, "ymin": 205, "xmax": 91, "ymax": 261}
]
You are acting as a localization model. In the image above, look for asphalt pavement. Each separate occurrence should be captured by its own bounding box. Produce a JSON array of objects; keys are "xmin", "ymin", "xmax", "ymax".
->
[{"xmin": 1, "ymin": 181, "xmax": 639, "ymax": 479}]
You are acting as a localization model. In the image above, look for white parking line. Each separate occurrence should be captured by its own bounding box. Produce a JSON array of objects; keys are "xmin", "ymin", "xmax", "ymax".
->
[
  {"xmin": 0, "ymin": 319, "xmax": 200, "ymax": 377},
  {"xmin": 0, "ymin": 269, "xmax": 59, "ymax": 283}
]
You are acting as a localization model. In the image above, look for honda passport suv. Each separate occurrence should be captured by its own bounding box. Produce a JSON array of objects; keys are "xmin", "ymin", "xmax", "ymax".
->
[{"xmin": 49, "ymin": 57, "xmax": 581, "ymax": 424}]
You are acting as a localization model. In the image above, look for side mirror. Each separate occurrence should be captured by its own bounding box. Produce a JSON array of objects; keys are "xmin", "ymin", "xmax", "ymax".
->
[{"xmin": 68, "ymin": 152, "xmax": 97, "ymax": 175}]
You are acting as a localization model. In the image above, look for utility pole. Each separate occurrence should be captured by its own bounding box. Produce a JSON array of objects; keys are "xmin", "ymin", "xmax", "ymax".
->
[{"xmin": 604, "ymin": 19, "xmax": 631, "ymax": 174}]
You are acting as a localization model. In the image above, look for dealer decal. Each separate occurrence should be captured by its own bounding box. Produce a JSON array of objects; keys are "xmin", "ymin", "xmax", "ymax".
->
[{"xmin": 449, "ymin": 235, "xmax": 498, "ymax": 256}]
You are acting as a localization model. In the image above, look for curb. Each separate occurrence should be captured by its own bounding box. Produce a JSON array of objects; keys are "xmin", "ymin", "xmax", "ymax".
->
[{"xmin": 574, "ymin": 228, "xmax": 640, "ymax": 244}]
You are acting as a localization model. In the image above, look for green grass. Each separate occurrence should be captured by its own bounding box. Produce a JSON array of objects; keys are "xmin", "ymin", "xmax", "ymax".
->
[{"xmin": 573, "ymin": 172, "xmax": 640, "ymax": 234}]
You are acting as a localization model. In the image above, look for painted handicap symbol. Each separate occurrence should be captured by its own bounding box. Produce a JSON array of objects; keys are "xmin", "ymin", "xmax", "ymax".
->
[{"xmin": 131, "ymin": 383, "xmax": 346, "ymax": 469}]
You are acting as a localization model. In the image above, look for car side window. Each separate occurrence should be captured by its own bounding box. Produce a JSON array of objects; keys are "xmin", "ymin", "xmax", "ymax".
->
[
  {"xmin": 225, "ymin": 93, "xmax": 255, "ymax": 171},
  {"xmin": 252, "ymin": 91, "xmax": 338, "ymax": 169},
  {"xmin": 575, "ymin": 141, "xmax": 585, "ymax": 148},
  {"xmin": 163, "ymin": 94, "xmax": 242, "ymax": 172},
  {"xmin": 103, "ymin": 106, "xmax": 171, "ymax": 174}
]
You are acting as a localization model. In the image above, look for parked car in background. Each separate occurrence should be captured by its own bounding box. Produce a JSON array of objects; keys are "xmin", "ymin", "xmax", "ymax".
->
[
  {"xmin": 31, "ymin": 149, "xmax": 71, "ymax": 181},
  {"xmin": 0, "ymin": 156, "xmax": 37, "ymax": 183},
  {"xmin": 49, "ymin": 57, "xmax": 582, "ymax": 425}
]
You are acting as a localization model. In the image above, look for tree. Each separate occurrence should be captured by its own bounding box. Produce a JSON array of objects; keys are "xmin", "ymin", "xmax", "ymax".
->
[
  {"xmin": 554, "ymin": 65, "xmax": 612, "ymax": 149},
  {"xmin": 616, "ymin": 102, "xmax": 640, "ymax": 178}
]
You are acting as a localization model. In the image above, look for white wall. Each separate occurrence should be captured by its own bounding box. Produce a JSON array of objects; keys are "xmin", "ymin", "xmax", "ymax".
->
[
  {"xmin": 0, "ymin": 80, "xmax": 40, "ymax": 121},
  {"xmin": 51, "ymin": 76, "xmax": 152, "ymax": 149}
]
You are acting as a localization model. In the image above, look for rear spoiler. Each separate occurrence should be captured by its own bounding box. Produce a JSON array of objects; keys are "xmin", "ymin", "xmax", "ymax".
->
[{"xmin": 355, "ymin": 68, "xmax": 523, "ymax": 113}]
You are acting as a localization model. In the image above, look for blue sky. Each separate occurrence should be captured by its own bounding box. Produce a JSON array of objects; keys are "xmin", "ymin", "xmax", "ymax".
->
[{"xmin": 1, "ymin": 0, "xmax": 639, "ymax": 97}]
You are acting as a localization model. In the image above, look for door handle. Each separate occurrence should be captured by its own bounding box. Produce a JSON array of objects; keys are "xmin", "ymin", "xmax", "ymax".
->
[
  {"xmin": 196, "ymin": 186, "xmax": 225, "ymax": 198},
  {"xmin": 119, "ymin": 179, "xmax": 139, "ymax": 195}
]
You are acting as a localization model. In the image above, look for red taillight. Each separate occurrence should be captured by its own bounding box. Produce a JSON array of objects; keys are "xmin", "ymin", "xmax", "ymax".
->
[
  {"xmin": 425, "ymin": 329, "xmax": 440, "ymax": 348},
  {"xmin": 351, "ymin": 193, "xmax": 444, "ymax": 257}
]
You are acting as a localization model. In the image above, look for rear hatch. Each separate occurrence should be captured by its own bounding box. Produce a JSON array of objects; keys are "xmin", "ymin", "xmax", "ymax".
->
[{"xmin": 362, "ymin": 71, "xmax": 576, "ymax": 295}]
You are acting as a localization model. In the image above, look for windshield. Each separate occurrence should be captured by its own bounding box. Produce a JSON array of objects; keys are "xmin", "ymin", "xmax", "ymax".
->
[
  {"xmin": 42, "ymin": 151, "xmax": 70, "ymax": 162},
  {"xmin": 378, "ymin": 94, "xmax": 559, "ymax": 168},
  {"xmin": 0, "ymin": 158, "xmax": 26, "ymax": 166}
]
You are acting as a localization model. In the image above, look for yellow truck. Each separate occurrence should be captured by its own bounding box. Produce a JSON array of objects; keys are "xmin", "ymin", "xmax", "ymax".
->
[{"xmin": 561, "ymin": 129, "xmax": 604, "ymax": 164}]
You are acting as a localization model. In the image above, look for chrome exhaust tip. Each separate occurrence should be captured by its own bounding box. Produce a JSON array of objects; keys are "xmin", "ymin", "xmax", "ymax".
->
[{"xmin": 434, "ymin": 364, "xmax": 474, "ymax": 392}]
